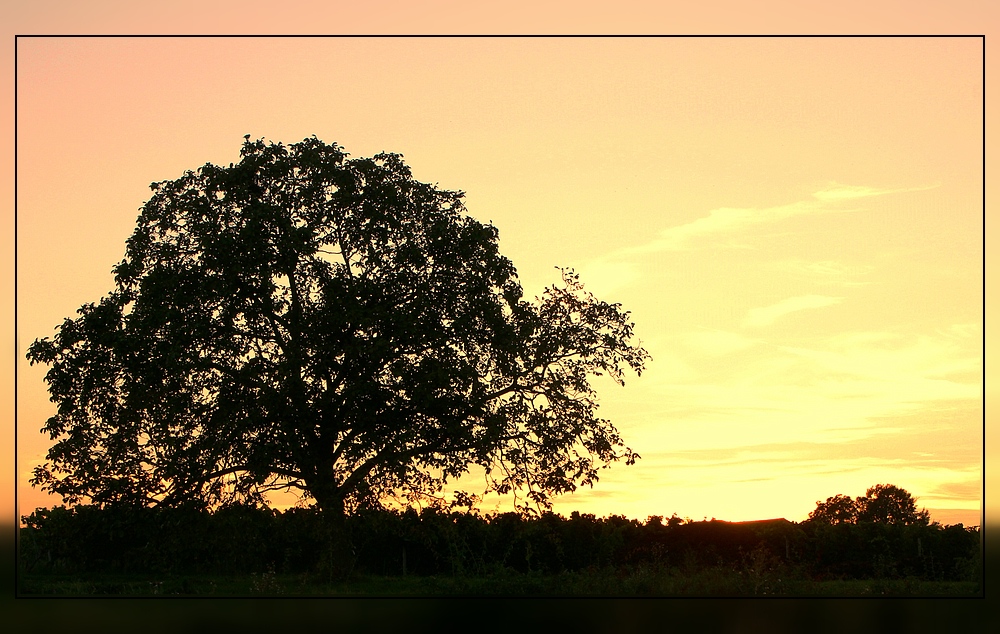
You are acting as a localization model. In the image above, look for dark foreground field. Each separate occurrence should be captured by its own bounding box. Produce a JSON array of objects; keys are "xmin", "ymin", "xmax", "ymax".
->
[
  {"xmin": 6, "ymin": 524, "xmax": 993, "ymax": 634},
  {"xmin": 17, "ymin": 567, "xmax": 981, "ymax": 597},
  {"xmin": 16, "ymin": 504, "xmax": 983, "ymax": 598}
]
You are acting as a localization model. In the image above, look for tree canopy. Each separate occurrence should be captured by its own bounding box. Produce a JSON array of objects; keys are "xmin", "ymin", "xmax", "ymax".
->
[
  {"xmin": 27, "ymin": 136, "xmax": 649, "ymax": 517},
  {"xmin": 807, "ymin": 484, "xmax": 930, "ymax": 527},
  {"xmin": 806, "ymin": 493, "xmax": 858, "ymax": 526}
]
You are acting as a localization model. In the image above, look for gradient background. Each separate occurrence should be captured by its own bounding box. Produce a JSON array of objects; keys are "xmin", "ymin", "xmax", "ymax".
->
[{"xmin": 3, "ymin": 3, "xmax": 993, "ymax": 540}]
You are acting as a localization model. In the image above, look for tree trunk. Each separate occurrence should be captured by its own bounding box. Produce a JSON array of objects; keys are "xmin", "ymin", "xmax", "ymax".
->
[{"xmin": 310, "ymin": 481, "xmax": 355, "ymax": 581}]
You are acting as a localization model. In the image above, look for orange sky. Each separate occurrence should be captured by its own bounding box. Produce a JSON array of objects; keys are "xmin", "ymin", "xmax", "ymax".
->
[{"xmin": 3, "ymin": 2, "xmax": 995, "ymax": 528}]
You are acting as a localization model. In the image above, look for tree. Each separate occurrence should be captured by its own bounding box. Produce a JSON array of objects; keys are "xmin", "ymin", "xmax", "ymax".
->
[
  {"xmin": 856, "ymin": 483, "xmax": 930, "ymax": 527},
  {"xmin": 807, "ymin": 484, "xmax": 930, "ymax": 527},
  {"xmin": 27, "ymin": 136, "xmax": 649, "ymax": 519},
  {"xmin": 807, "ymin": 493, "xmax": 858, "ymax": 525}
]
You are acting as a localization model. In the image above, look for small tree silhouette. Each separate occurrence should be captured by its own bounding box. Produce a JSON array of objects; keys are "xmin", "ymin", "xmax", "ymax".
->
[
  {"xmin": 808, "ymin": 493, "xmax": 858, "ymax": 525},
  {"xmin": 807, "ymin": 484, "xmax": 929, "ymax": 526},
  {"xmin": 856, "ymin": 484, "xmax": 930, "ymax": 526}
]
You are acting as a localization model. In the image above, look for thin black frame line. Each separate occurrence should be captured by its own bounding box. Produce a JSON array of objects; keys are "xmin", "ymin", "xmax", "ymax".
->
[
  {"xmin": 979, "ymin": 33, "xmax": 987, "ymax": 598},
  {"xmin": 11, "ymin": 33, "xmax": 988, "ymax": 39},
  {"xmin": 11, "ymin": 31, "xmax": 988, "ymax": 599},
  {"xmin": 13, "ymin": 33, "xmax": 20, "ymax": 594}
]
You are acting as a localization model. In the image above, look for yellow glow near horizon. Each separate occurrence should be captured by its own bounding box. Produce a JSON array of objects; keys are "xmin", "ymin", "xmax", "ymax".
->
[{"xmin": 9, "ymin": 33, "xmax": 984, "ymax": 527}]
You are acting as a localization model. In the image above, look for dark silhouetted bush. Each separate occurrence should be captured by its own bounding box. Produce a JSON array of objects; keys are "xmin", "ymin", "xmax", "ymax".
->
[{"xmin": 18, "ymin": 504, "xmax": 980, "ymax": 582}]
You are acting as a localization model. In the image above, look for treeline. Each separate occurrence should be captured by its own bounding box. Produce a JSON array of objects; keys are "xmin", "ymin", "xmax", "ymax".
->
[{"xmin": 18, "ymin": 504, "xmax": 980, "ymax": 583}]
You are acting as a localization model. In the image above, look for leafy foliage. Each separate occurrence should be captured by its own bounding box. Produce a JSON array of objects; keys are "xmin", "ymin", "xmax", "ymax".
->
[
  {"xmin": 856, "ymin": 484, "xmax": 931, "ymax": 526},
  {"xmin": 807, "ymin": 484, "xmax": 931, "ymax": 527},
  {"xmin": 27, "ymin": 136, "xmax": 648, "ymax": 515},
  {"xmin": 19, "ymin": 504, "xmax": 980, "ymax": 585},
  {"xmin": 808, "ymin": 494, "xmax": 859, "ymax": 525}
]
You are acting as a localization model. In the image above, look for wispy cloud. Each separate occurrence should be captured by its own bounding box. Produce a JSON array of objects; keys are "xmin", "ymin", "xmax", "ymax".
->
[
  {"xmin": 811, "ymin": 182, "xmax": 940, "ymax": 201},
  {"xmin": 624, "ymin": 327, "xmax": 980, "ymax": 453},
  {"xmin": 742, "ymin": 295, "xmax": 844, "ymax": 328},
  {"xmin": 678, "ymin": 328, "xmax": 760, "ymax": 356},
  {"xmin": 937, "ymin": 323, "xmax": 980, "ymax": 341},
  {"xmin": 574, "ymin": 259, "xmax": 641, "ymax": 298},
  {"xmin": 569, "ymin": 182, "xmax": 936, "ymax": 297},
  {"xmin": 620, "ymin": 201, "xmax": 818, "ymax": 255},
  {"xmin": 779, "ymin": 331, "xmax": 982, "ymax": 383},
  {"xmin": 769, "ymin": 258, "xmax": 875, "ymax": 287},
  {"xmin": 561, "ymin": 323, "xmax": 980, "ymax": 522},
  {"xmin": 619, "ymin": 182, "xmax": 938, "ymax": 256}
]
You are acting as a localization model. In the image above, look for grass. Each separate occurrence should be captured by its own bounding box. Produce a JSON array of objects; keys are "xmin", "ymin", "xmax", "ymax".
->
[{"xmin": 17, "ymin": 565, "xmax": 981, "ymax": 597}]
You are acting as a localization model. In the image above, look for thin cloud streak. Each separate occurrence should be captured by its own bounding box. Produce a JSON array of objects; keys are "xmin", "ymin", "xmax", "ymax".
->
[
  {"xmin": 742, "ymin": 295, "xmax": 844, "ymax": 328},
  {"xmin": 621, "ymin": 200, "xmax": 823, "ymax": 255},
  {"xmin": 768, "ymin": 258, "xmax": 876, "ymax": 287},
  {"xmin": 618, "ymin": 182, "xmax": 939, "ymax": 256},
  {"xmin": 678, "ymin": 328, "xmax": 761, "ymax": 356},
  {"xmin": 617, "ymin": 327, "xmax": 981, "ymax": 456},
  {"xmin": 811, "ymin": 182, "xmax": 941, "ymax": 201},
  {"xmin": 570, "ymin": 182, "xmax": 938, "ymax": 298}
]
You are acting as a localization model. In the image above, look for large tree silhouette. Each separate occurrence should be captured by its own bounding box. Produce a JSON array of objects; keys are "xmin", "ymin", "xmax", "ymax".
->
[{"xmin": 27, "ymin": 136, "xmax": 649, "ymax": 518}]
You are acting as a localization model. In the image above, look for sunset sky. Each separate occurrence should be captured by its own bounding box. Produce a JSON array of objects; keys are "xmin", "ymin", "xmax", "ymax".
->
[{"xmin": 5, "ymin": 5, "xmax": 991, "ymax": 528}]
